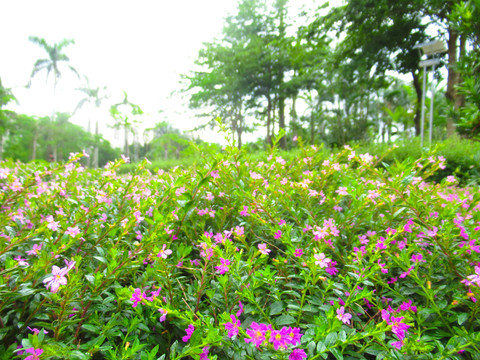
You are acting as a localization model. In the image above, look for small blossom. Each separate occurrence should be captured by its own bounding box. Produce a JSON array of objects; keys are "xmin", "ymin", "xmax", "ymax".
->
[
  {"xmin": 289, "ymin": 349, "xmax": 307, "ymax": 360},
  {"xmin": 182, "ymin": 324, "xmax": 195, "ymax": 342},
  {"xmin": 258, "ymin": 243, "xmax": 271, "ymax": 255},
  {"xmin": 215, "ymin": 258, "xmax": 230, "ymax": 275},
  {"xmin": 336, "ymin": 306, "xmax": 352, "ymax": 324},
  {"xmin": 314, "ymin": 253, "xmax": 331, "ymax": 268},
  {"xmin": 157, "ymin": 244, "xmax": 173, "ymax": 259},
  {"xmin": 24, "ymin": 348, "xmax": 43, "ymax": 360},
  {"xmin": 225, "ymin": 314, "xmax": 240, "ymax": 338}
]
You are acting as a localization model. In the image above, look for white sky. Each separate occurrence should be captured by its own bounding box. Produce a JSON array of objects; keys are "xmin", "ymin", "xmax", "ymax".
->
[{"xmin": 0, "ymin": 0, "xmax": 244, "ymax": 147}]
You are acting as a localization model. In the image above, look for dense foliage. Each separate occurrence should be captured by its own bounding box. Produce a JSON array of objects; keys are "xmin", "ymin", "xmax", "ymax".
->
[{"xmin": 1, "ymin": 137, "xmax": 479, "ymax": 359}]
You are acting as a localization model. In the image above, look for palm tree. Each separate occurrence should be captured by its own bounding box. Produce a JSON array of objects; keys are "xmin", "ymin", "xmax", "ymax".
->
[
  {"xmin": 74, "ymin": 76, "xmax": 109, "ymax": 168},
  {"xmin": 28, "ymin": 36, "xmax": 79, "ymax": 161},
  {"xmin": 110, "ymin": 91, "xmax": 143, "ymax": 160}
]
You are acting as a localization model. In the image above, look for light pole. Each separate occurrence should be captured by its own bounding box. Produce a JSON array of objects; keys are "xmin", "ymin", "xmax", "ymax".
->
[{"xmin": 413, "ymin": 40, "xmax": 447, "ymax": 147}]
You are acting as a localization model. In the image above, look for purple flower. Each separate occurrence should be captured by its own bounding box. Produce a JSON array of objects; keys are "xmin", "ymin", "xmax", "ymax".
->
[
  {"xmin": 274, "ymin": 230, "xmax": 282, "ymax": 239},
  {"xmin": 158, "ymin": 308, "xmax": 168, "ymax": 322},
  {"xmin": 336, "ymin": 306, "xmax": 352, "ymax": 325},
  {"xmin": 215, "ymin": 258, "xmax": 230, "ymax": 275},
  {"xmin": 200, "ymin": 346, "xmax": 209, "ymax": 360},
  {"xmin": 236, "ymin": 301, "xmax": 244, "ymax": 317},
  {"xmin": 24, "ymin": 348, "xmax": 43, "ymax": 360},
  {"xmin": 289, "ymin": 349, "xmax": 307, "ymax": 360},
  {"xmin": 43, "ymin": 265, "xmax": 69, "ymax": 293},
  {"xmin": 294, "ymin": 248, "xmax": 304, "ymax": 257},
  {"xmin": 182, "ymin": 324, "xmax": 195, "ymax": 342},
  {"xmin": 130, "ymin": 288, "xmax": 147, "ymax": 307},
  {"xmin": 269, "ymin": 327, "xmax": 290, "ymax": 350},
  {"xmin": 285, "ymin": 326, "xmax": 303, "ymax": 346},
  {"xmin": 225, "ymin": 314, "xmax": 240, "ymax": 338},
  {"xmin": 245, "ymin": 322, "xmax": 271, "ymax": 347}
]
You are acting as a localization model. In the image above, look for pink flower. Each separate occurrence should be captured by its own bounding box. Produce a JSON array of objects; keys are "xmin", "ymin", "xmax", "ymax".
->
[
  {"xmin": 314, "ymin": 253, "xmax": 331, "ymax": 268},
  {"xmin": 335, "ymin": 187, "xmax": 348, "ymax": 195},
  {"xmin": 289, "ymin": 349, "xmax": 307, "ymax": 360},
  {"xmin": 294, "ymin": 248, "xmax": 304, "ymax": 257},
  {"xmin": 236, "ymin": 301, "xmax": 244, "ymax": 317},
  {"xmin": 274, "ymin": 230, "xmax": 282, "ymax": 239},
  {"xmin": 157, "ymin": 244, "xmax": 173, "ymax": 259},
  {"xmin": 200, "ymin": 346, "xmax": 209, "ymax": 360},
  {"xmin": 158, "ymin": 308, "xmax": 168, "ymax": 322},
  {"xmin": 240, "ymin": 206, "xmax": 250, "ymax": 216},
  {"xmin": 215, "ymin": 258, "xmax": 230, "ymax": 275},
  {"xmin": 245, "ymin": 322, "xmax": 270, "ymax": 347},
  {"xmin": 43, "ymin": 265, "xmax": 69, "ymax": 293},
  {"xmin": 24, "ymin": 348, "xmax": 43, "ymax": 360},
  {"xmin": 269, "ymin": 327, "xmax": 290, "ymax": 350},
  {"xmin": 175, "ymin": 186, "xmax": 186, "ymax": 197},
  {"xmin": 14, "ymin": 256, "xmax": 29, "ymax": 267},
  {"xmin": 258, "ymin": 243, "xmax": 271, "ymax": 255},
  {"xmin": 336, "ymin": 306, "xmax": 352, "ymax": 325},
  {"xmin": 225, "ymin": 314, "xmax": 240, "ymax": 338},
  {"xmin": 65, "ymin": 226, "xmax": 80, "ymax": 237},
  {"xmin": 182, "ymin": 324, "xmax": 195, "ymax": 342}
]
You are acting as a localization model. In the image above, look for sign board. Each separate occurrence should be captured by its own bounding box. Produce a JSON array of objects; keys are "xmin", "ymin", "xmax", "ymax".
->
[{"xmin": 419, "ymin": 58, "xmax": 442, "ymax": 67}]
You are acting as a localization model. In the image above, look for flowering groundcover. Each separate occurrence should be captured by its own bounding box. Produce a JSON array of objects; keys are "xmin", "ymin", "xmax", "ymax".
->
[{"xmin": 0, "ymin": 142, "xmax": 479, "ymax": 359}]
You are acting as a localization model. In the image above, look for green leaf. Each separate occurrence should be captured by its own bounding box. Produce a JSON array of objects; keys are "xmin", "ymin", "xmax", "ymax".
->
[
  {"xmin": 270, "ymin": 301, "xmax": 284, "ymax": 315},
  {"xmin": 330, "ymin": 348, "xmax": 344, "ymax": 360},
  {"xmin": 457, "ymin": 312, "xmax": 468, "ymax": 325},
  {"xmin": 275, "ymin": 314, "xmax": 296, "ymax": 326}
]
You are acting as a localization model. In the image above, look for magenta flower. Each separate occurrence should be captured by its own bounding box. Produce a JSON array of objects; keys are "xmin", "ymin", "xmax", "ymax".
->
[
  {"xmin": 274, "ymin": 230, "xmax": 282, "ymax": 239},
  {"xmin": 215, "ymin": 258, "xmax": 231, "ymax": 275},
  {"xmin": 43, "ymin": 265, "xmax": 69, "ymax": 293},
  {"xmin": 269, "ymin": 327, "xmax": 290, "ymax": 350},
  {"xmin": 182, "ymin": 324, "xmax": 195, "ymax": 342},
  {"xmin": 289, "ymin": 349, "xmax": 307, "ymax": 360},
  {"xmin": 236, "ymin": 301, "xmax": 244, "ymax": 317},
  {"xmin": 285, "ymin": 326, "xmax": 303, "ymax": 346},
  {"xmin": 225, "ymin": 314, "xmax": 240, "ymax": 338},
  {"xmin": 24, "ymin": 348, "xmax": 43, "ymax": 360},
  {"xmin": 258, "ymin": 243, "xmax": 271, "ymax": 255},
  {"xmin": 130, "ymin": 288, "xmax": 147, "ymax": 307},
  {"xmin": 294, "ymin": 248, "xmax": 304, "ymax": 257},
  {"xmin": 336, "ymin": 306, "xmax": 352, "ymax": 325},
  {"xmin": 462, "ymin": 266, "xmax": 480, "ymax": 287},
  {"xmin": 200, "ymin": 346, "xmax": 209, "ymax": 360},
  {"xmin": 245, "ymin": 322, "xmax": 271, "ymax": 347}
]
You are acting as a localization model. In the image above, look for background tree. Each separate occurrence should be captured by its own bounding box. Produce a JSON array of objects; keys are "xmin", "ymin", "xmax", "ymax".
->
[
  {"xmin": 74, "ymin": 76, "xmax": 109, "ymax": 167},
  {"xmin": 28, "ymin": 36, "xmax": 79, "ymax": 160},
  {"xmin": 110, "ymin": 91, "xmax": 143, "ymax": 160}
]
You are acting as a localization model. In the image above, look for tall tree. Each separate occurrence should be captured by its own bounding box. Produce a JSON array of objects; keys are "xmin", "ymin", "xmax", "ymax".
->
[
  {"xmin": 28, "ymin": 36, "xmax": 79, "ymax": 160},
  {"xmin": 0, "ymin": 77, "xmax": 17, "ymax": 160},
  {"xmin": 110, "ymin": 91, "xmax": 143, "ymax": 160},
  {"xmin": 74, "ymin": 77, "xmax": 109, "ymax": 168}
]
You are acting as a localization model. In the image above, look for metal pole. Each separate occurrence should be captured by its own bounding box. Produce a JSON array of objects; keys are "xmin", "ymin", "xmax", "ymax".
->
[
  {"xmin": 420, "ymin": 65, "xmax": 427, "ymax": 148},
  {"xmin": 429, "ymin": 64, "xmax": 436, "ymax": 145}
]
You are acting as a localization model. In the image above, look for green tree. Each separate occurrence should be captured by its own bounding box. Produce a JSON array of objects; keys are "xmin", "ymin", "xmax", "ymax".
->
[
  {"xmin": 28, "ymin": 36, "xmax": 79, "ymax": 160},
  {"xmin": 110, "ymin": 91, "xmax": 143, "ymax": 160},
  {"xmin": 75, "ymin": 77, "xmax": 109, "ymax": 167},
  {"xmin": 0, "ymin": 77, "xmax": 17, "ymax": 160}
]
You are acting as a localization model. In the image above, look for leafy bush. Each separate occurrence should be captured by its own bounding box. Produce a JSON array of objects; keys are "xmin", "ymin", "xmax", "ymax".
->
[{"xmin": 0, "ymin": 140, "xmax": 479, "ymax": 359}]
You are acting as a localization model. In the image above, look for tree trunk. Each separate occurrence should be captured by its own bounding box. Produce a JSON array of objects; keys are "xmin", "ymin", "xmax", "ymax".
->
[
  {"xmin": 93, "ymin": 120, "xmax": 99, "ymax": 168},
  {"xmin": 266, "ymin": 95, "xmax": 272, "ymax": 145},
  {"xmin": 412, "ymin": 71, "xmax": 422, "ymax": 137},
  {"xmin": 445, "ymin": 27, "xmax": 459, "ymax": 137},
  {"xmin": 278, "ymin": 95, "xmax": 286, "ymax": 149}
]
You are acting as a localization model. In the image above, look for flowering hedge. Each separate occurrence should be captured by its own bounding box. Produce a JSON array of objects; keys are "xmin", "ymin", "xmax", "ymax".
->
[{"xmin": 1, "ymin": 140, "xmax": 479, "ymax": 359}]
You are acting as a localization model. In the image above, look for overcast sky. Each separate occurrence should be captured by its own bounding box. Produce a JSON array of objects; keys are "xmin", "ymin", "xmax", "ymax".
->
[{"xmin": 0, "ymin": 0, "xmax": 247, "ymax": 146}]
